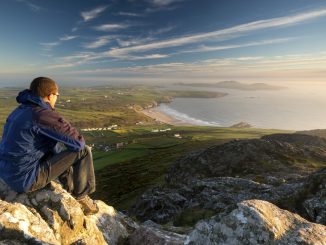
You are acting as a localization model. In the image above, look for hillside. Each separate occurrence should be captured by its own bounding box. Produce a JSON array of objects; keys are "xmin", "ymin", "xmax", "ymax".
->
[
  {"xmin": 130, "ymin": 133, "xmax": 326, "ymax": 227},
  {"xmin": 0, "ymin": 133, "xmax": 325, "ymax": 244},
  {"xmin": 296, "ymin": 128, "xmax": 326, "ymax": 139}
]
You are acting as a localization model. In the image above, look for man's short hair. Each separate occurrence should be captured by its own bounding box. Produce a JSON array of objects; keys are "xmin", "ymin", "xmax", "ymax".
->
[{"xmin": 30, "ymin": 77, "xmax": 58, "ymax": 98}]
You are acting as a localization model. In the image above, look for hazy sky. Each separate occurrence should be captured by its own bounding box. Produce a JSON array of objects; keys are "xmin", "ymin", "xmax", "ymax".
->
[{"xmin": 1, "ymin": 0, "xmax": 326, "ymax": 86}]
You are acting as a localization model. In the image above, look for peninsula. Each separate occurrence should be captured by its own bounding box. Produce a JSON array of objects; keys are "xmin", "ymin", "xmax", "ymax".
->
[{"xmin": 174, "ymin": 81, "xmax": 286, "ymax": 91}]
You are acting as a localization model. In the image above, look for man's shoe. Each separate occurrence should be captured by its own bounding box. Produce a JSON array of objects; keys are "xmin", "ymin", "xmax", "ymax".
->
[{"xmin": 77, "ymin": 195, "xmax": 99, "ymax": 215}]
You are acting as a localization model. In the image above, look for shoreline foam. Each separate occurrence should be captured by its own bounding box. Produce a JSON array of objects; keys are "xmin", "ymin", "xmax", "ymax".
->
[
  {"xmin": 141, "ymin": 107, "xmax": 195, "ymax": 126},
  {"xmin": 140, "ymin": 103, "xmax": 221, "ymax": 126}
]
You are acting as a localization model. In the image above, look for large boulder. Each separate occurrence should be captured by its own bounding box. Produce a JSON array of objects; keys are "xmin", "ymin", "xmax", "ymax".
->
[
  {"xmin": 0, "ymin": 180, "xmax": 131, "ymax": 244},
  {"xmin": 185, "ymin": 199, "xmax": 326, "ymax": 245},
  {"xmin": 0, "ymin": 199, "xmax": 59, "ymax": 244}
]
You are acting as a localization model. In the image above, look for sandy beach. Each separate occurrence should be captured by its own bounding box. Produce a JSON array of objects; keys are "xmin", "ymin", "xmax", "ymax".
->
[{"xmin": 140, "ymin": 108, "xmax": 194, "ymax": 126}]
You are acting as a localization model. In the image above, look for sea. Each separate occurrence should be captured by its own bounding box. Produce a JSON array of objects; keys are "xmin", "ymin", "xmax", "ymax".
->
[{"xmin": 155, "ymin": 84, "xmax": 326, "ymax": 131}]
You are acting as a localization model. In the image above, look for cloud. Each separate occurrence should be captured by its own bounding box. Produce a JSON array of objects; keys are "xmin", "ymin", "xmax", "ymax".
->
[
  {"xmin": 106, "ymin": 38, "xmax": 291, "ymax": 61},
  {"xmin": 180, "ymin": 38, "xmax": 295, "ymax": 54},
  {"xmin": 59, "ymin": 35, "xmax": 78, "ymax": 41},
  {"xmin": 118, "ymin": 12, "xmax": 142, "ymax": 17},
  {"xmin": 149, "ymin": 25, "xmax": 175, "ymax": 36},
  {"xmin": 141, "ymin": 54, "xmax": 168, "ymax": 59},
  {"xmin": 144, "ymin": 0, "xmax": 184, "ymax": 12},
  {"xmin": 60, "ymin": 52, "xmax": 97, "ymax": 62},
  {"xmin": 45, "ymin": 52, "xmax": 100, "ymax": 69},
  {"xmin": 39, "ymin": 53, "xmax": 53, "ymax": 58},
  {"xmin": 94, "ymin": 24, "xmax": 130, "ymax": 31},
  {"xmin": 46, "ymin": 36, "xmax": 292, "ymax": 66},
  {"xmin": 234, "ymin": 56, "xmax": 264, "ymax": 61},
  {"xmin": 102, "ymin": 8, "xmax": 326, "ymax": 57},
  {"xmin": 16, "ymin": 0, "xmax": 43, "ymax": 12},
  {"xmin": 40, "ymin": 35, "xmax": 78, "ymax": 52},
  {"xmin": 83, "ymin": 37, "xmax": 111, "ymax": 49},
  {"xmin": 81, "ymin": 6, "xmax": 108, "ymax": 22},
  {"xmin": 47, "ymin": 63, "xmax": 76, "ymax": 69},
  {"xmin": 45, "ymin": 9, "xmax": 326, "ymax": 68},
  {"xmin": 62, "ymin": 52, "xmax": 326, "ymax": 82},
  {"xmin": 116, "ymin": 36, "xmax": 154, "ymax": 47},
  {"xmin": 40, "ymin": 35, "xmax": 78, "ymax": 53},
  {"xmin": 40, "ymin": 42, "xmax": 60, "ymax": 51},
  {"xmin": 46, "ymin": 49, "xmax": 169, "ymax": 69},
  {"xmin": 119, "ymin": 53, "xmax": 169, "ymax": 60},
  {"xmin": 148, "ymin": 0, "xmax": 184, "ymax": 7}
]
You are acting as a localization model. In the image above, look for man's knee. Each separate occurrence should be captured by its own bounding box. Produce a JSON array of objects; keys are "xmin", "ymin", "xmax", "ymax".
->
[
  {"xmin": 79, "ymin": 145, "xmax": 92, "ymax": 158},
  {"xmin": 85, "ymin": 145, "xmax": 92, "ymax": 153}
]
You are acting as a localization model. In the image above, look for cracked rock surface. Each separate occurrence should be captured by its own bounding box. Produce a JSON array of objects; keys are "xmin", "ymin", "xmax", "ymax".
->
[{"xmin": 0, "ymin": 180, "xmax": 130, "ymax": 245}]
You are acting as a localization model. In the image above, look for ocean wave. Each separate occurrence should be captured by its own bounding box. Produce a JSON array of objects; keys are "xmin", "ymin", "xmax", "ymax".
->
[{"xmin": 156, "ymin": 104, "xmax": 220, "ymax": 126}]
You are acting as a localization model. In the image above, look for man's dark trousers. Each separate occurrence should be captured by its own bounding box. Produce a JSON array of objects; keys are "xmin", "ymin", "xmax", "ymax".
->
[{"xmin": 29, "ymin": 145, "xmax": 96, "ymax": 199}]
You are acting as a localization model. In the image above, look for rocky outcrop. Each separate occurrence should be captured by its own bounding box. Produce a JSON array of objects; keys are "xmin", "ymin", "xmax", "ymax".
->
[
  {"xmin": 0, "ymin": 199, "xmax": 59, "ymax": 244},
  {"xmin": 0, "ymin": 179, "xmax": 192, "ymax": 245},
  {"xmin": 1, "ymin": 133, "xmax": 325, "ymax": 244},
  {"xmin": 300, "ymin": 169, "xmax": 326, "ymax": 224},
  {"xmin": 166, "ymin": 134, "xmax": 326, "ymax": 186},
  {"xmin": 186, "ymin": 199, "xmax": 326, "ymax": 245},
  {"xmin": 0, "ymin": 180, "xmax": 132, "ymax": 244},
  {"xmin": 130, "ymin": 134, "xmax": 326, "ymax": 226},
  {"xmin": 130, "ymin": 170, "xmax": 325, "ymax": 226},
  {"xmin": 2, "ymin": 181, "xmax": 324, "ymax": 245}
]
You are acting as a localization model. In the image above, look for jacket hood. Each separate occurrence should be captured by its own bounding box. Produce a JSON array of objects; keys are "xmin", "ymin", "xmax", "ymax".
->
[{"xmin": 16, "ymin": 89, "xmax": 51, "ymax": 109}]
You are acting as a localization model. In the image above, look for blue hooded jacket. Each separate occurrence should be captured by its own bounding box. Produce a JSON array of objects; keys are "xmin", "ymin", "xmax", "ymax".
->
[{"xmin": 0, "ymin": 89, "xmax": 85, "ymax": 193}]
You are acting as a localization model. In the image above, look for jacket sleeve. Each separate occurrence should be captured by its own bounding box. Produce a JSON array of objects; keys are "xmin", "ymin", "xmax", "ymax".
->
[{"xmin": 34, "ymin": 108, "xmax": 85, "ymax": 152}]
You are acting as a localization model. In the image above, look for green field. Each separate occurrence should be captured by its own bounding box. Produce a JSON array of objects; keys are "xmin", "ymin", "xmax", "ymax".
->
[{"xmin": 0, "ymin": 86, "xmax": 292, "ymax": 210}]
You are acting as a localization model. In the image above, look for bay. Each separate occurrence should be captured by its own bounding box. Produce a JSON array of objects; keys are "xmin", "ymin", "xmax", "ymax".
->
[{"xmin": 155, "ymin": 84, "xmax": 326, "ymax": 130}]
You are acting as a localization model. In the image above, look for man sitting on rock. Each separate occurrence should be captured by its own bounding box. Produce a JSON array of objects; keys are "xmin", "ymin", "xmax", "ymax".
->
[{"xmin": 0, "ymin": 77, "xmax": 99, "ymax": 215}]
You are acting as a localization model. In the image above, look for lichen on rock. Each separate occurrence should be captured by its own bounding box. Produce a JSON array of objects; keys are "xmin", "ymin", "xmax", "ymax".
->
[
  {"xmin": 185, "ymin": 199, "xmax": 326, "ymax": 245},
  {"xmin": 0, "ymin": 180, "xmax": 130, "ymax": 245}
]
